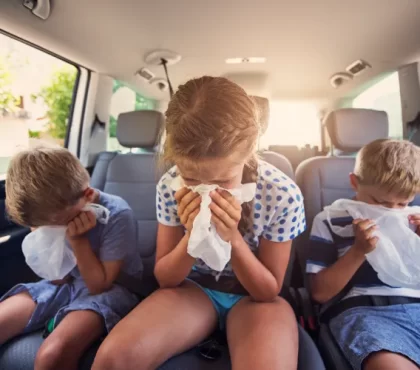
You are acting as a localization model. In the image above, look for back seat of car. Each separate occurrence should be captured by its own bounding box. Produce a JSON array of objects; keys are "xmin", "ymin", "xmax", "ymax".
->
[
  {"xmin": 85, "ymin": 109, "xmax": 325, "ymax": 370},
  {"xmin": 295, "ymin": 108, "xmax": 389, "ymax": 370},
  {"xmin": 90, "ymin": 110, "xmax": 164, "ymax": 296}
]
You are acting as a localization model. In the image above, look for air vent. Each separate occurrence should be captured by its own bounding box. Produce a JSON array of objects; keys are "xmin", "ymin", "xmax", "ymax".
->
[
  {"xmin": 346, "ymin": 60, "xmax": 371, "ymax": 76},
  {"xmin": 135, "ymin": 68, "xmax": 155, "ymax": 82},
  {"xmin": 329, "ymin": 72, "xmax": 353, "ymax": 89}
]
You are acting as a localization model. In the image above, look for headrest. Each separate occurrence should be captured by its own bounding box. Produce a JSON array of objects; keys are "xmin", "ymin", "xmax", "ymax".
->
[
  {"xmin": 324, "ymin": 108, "xmax": 389, "ymax": 152},
  {"xmin": 117, "ymin": 110, "xmax": 164, "ymax": 149}
]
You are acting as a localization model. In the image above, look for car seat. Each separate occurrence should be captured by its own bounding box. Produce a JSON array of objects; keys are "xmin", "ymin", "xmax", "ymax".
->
[
  {"xmin": 0, "ymin": 110, "xmax": 324, "ymax": 370},
  {"xmin": 295, "ymin": 108, "xmax": 389, "ymax": 370}
]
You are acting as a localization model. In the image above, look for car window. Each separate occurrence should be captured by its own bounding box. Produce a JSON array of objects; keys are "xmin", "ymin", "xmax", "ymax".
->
[
  {"xmin": 0, "ymin": 33, "xmax": 79, "ymax": 180},
  {"xmin": 108, "ymin": 80, "xmax": 156, "ymax": 153},
  {"xmin": 259, "ymin": 101, "xmax": 321, "ymax": 149},
  {"xmin": 352, "ymin": 72, "xmax": 403, "ymax": 139}
]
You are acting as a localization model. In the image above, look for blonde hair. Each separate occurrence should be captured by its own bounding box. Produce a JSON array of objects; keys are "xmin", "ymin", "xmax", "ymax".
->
[
  {"xmin": 354, "ymin": 139, "xmax": 420, "ymax": 197},
  {"xmin": 163, "ymin": 76, "xmax": 260, "ymax": 233},
  {"xmin": 6, "ymin": 147, "xmax": 89, "ymax": 227}
]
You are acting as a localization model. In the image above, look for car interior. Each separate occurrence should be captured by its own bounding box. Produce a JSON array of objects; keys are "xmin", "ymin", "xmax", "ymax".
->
[{"xmin": 1, "ymin": 0, "xmax": 420, "ymax": 369}]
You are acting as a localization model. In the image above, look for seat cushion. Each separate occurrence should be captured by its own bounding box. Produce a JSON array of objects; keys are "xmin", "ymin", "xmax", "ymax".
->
[{"xmin": 0, "ymin": 325, "xmax": 324, "ymax": 370}]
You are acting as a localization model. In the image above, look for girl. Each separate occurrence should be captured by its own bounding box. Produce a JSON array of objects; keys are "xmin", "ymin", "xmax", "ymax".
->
[{"xmin": 93, "ymin": 76, "xmax": 306, "ymax": 370}]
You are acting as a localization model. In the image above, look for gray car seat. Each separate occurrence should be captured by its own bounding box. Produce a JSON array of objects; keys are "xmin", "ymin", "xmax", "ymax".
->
[
  {"xmin": 295, "ymin": 108, "xmax": 389, "ymax": 370},
  {"xmin": 0, "ymin": 110, "xmax": 324, "ymax": 370}
]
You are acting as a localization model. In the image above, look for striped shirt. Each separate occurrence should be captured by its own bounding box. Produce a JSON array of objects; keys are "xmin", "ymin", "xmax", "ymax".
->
[{"xmin": 306, "ymin": 207, "xmax": 420, "ymax": 300}]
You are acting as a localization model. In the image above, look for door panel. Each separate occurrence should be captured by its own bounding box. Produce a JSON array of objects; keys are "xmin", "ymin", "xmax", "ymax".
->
[{"xmin": 0, "ymin": 181, "xmax": 38, "ymax": 296}]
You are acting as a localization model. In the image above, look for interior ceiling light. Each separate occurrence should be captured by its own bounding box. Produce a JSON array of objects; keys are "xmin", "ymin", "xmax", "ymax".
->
[
  {"xmin": 346, "ymin": 59, "xmax": 372, "ymax": 76},
  {"xmin": 225, "ymin": 57, "xmax": 266, "ymax": 64}
]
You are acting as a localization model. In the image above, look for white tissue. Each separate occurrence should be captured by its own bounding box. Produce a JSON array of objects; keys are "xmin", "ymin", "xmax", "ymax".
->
[
  {"xmin": 22, "ymin": 203, "xmax": 110, "ymax": 280},
  {"xmin": 171, "ymin": 176, "xmax": 256, "ymax": 272},
  {"xmin": 325, "ymin": 199, "xmax": 420, "ymax": 289}
]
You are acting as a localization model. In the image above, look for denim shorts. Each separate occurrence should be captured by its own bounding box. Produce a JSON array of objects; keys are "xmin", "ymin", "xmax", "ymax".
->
[
  {"xmin": 0, "ymin": 278, "xmax": 139, "ymax": 334},
  {"xmin": 329, "ymin": 303, "xmax": 420, "ymax": 370}
]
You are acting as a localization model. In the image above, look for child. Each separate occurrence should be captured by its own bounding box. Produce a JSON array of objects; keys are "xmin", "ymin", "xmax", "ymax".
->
[
  {"xmin": 0, "ymin": 147, "xmax": 142, "ymax": 370},
  {"xmin": 92, "ymin": 76, "xmax": 306, "ymax": 370},
  {"xmin": 307, "ymin": 139, "xmax": 420, "ymax": 370}
]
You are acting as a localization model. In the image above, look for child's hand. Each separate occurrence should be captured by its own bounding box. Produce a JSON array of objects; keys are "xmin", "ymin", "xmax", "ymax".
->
[
  {"xmin": 175, "ymin": 188, "xmax": 201, "ymax": 232},
  {"xmin": 210, "ymin": 189, "xmax": 242, "ymax": 242},
  {"xmin": 352, "ymin": 219, "xmax": 378, "ymax": 255},
  {"xmin": 408, "ymin": 214, "xmax": 420, "ymax": 235},
  {"xmin": 66, "ymin": 211, "xmax": 96, "ymax": 241}
]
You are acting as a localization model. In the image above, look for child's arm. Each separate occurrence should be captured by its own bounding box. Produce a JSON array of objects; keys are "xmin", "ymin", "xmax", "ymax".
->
[
  {"xmin": 154, "ymin": 188, "xmax": 200, "ymax": 288},
  {"xmin": 230, "ymin": 236, "xmax": 292, "ymax": 302},
  {"xmin": 67, "ymin": 209, "xmax": 135, "ymax": 295},
  {"xmin": 69, "ymin": 237, "xmax": 122, "ymax": 295},
  {"xmin": 309, "ymin": 218, "xmax": 378, "ymax": 303},
  {"xmin": 154, "ymin": 225, "xmax": 195, "ymax": 288},
  {"xmin": 210, "ymin": 190, "xmax": 303, "ymax": 302}
]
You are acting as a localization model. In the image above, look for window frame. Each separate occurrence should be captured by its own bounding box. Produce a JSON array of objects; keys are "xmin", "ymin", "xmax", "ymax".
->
[{"xmin": 0, "ymin": 29, "xmax": 87, "ymax": 150}]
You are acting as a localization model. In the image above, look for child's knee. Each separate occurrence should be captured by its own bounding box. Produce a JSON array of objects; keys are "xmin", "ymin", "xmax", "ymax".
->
[
  {"xmin": 35, "ymin": 338, "xmax": 67, "ymax": 370},
  {"xmin": 93, "ymin": 336, "xmax": 157, "ymax": 370}
]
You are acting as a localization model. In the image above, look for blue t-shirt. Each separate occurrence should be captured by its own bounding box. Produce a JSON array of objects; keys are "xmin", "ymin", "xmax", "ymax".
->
[
  {"xmin": 71, "ymin": 190, "xmax": 142, "ymax": 280},
  {"xmin": 156, "ymin": 160, "xmax": 306, "ymax": 293}
]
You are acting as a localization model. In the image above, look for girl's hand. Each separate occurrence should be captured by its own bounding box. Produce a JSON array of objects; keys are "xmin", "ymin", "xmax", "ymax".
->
[
  {"xmin": 210, "ymin": 189, "xmax": 242, "ymax": 242},
  {"xmin": 175, "ymin": 188, "xmax": 201, "ymax": 232},
  {"xmin": 409, "ymin": 214, "xmax": 420, "ymax": 235},
  {"xmin": 67, "ymin": 211, "xmax": 97, "ymax": 242}
]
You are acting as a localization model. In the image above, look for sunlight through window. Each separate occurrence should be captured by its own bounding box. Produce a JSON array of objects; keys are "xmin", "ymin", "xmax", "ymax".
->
[
  {"xmin": 260, "ymin": 101, "xmax": 321, "ymax": 148},
  {"xmin": 352, "ymin": 72, "xmax": 403, "ymax": 139}
]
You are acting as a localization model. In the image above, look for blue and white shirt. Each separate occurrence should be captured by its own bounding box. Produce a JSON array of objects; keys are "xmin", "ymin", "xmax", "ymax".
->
[
  {"xmin": 156, "ymin": 160, "xmax": 306, "ymax": 294},
  {"xmin": 306, "ymin": 207, "xmax": 420, "ymax": 300}
]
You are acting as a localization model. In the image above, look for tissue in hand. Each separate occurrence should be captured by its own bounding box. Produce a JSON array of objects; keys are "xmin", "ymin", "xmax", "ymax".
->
[
  {"xmin": 171, "ymin": 177, "xmax": 256, "ymax": 272},
  {"xmin": 22, "ymin": 203, "xmax": 110, "ymax": 281},
  {"xmin": 325, "ymin": 199, "xmax": 420, "ymax": 289}
]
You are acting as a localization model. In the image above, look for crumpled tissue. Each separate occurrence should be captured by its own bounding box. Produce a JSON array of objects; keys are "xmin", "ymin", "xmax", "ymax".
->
[
  {"xmin": 171, "ymin": 176, "xmax": 256, "ymax": 272},
  {"xmin": 22, "ymin": 203, "xmax": 110, "ymax": 281},
  {"xmin": 325, "ymin": 199, "xmax": 420, "ymax": 289}
]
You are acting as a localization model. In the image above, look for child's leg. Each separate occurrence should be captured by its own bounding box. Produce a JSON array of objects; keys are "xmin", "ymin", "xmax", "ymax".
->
[
  {"xmin": 227, "ymin": 296, "xmax": 298, "ymax": 370},
  {"xmin": 364, "ymin": 351, "xmax": 419, "ymax": 370},
  {"xmin": 0, "ymin": 292, "xmax": 36, "ymax": 345},
  {"xmin": 34, "ymin": 310, "xmax": 103, "ymax": 370}
]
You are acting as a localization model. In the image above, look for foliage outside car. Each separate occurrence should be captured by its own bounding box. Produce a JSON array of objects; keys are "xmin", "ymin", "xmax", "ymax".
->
[
  {"xmin": 0, "ymin": 55, "xmax": 19, "ymax": 116},
  {"xmin": 32, "ymin": 66, "xmax": 77, "ymax": 139},
  {"xmin": 109, "ymin": 80, "xmax": 156, "ymax": 138}
]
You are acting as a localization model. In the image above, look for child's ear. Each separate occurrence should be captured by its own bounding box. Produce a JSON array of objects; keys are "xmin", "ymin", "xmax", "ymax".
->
[
  {"xmin": 349, "ymin": 173, "xmax": 358, "ymax": 191},
  {"xmin": 84, "ymin": 187, "xmax": 96, "ymax": 202}
]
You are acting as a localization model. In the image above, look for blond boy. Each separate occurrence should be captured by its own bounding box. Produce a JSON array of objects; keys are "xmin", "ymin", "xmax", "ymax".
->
[
  {"xmin": 0, "ymin": 147, "xmax": 141, "ymax": 370},
  {"xmin": 307, "ymin": 139, "xmax": 420, "ymax": 370}
]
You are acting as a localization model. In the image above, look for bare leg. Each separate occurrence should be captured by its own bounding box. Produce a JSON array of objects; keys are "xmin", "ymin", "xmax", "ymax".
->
[
  {"xmin": 34, "ymin": 310, "xmax": 104, "ymax": 370},
  {"xmin": 92, "ymin": 281, "xmax": 218, "ymax": 370},
  {"xmin": 364, "ymin": 351, "xmax": 419, "ymax": 370},
  {"xmin": 0, "ymin": 292, "xmax": 36, "ymax": 345},
  {"xmin": 227, "ymin": 297, "xmax": 298, "ymax": 370}
]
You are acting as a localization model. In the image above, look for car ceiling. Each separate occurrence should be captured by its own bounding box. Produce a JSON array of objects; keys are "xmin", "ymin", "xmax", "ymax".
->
[{"xmin": 1, "ymin": 0, "xmax": 420, "ymax": 102}]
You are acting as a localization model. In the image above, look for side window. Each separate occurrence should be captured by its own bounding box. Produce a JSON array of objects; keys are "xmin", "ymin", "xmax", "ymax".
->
[
  {"xmin": 352, "ymin": 72, "xmax": 403, "ymax": 139},
  {"xmin": 108, "ymin": 80, "xmax": 156, "ymax": 152},
  {"xmin": 0, "ymin": 33, "xmax": 79, "ymax": 180}
]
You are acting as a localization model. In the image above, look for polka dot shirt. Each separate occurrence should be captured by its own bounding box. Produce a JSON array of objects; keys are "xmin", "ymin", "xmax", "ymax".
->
[{"xmin": 156, "ymin": 160, "xmax": 306, "ymax": 277}]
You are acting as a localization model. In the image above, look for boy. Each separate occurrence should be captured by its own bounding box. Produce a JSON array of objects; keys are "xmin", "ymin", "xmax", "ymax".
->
[
  {"xmin": 307, "ymin": 139, "xmax": 420, "ymax": 370},
  {"xmin": 0, "ymin": 147, "xmax": 142, "ymax": 370}
]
